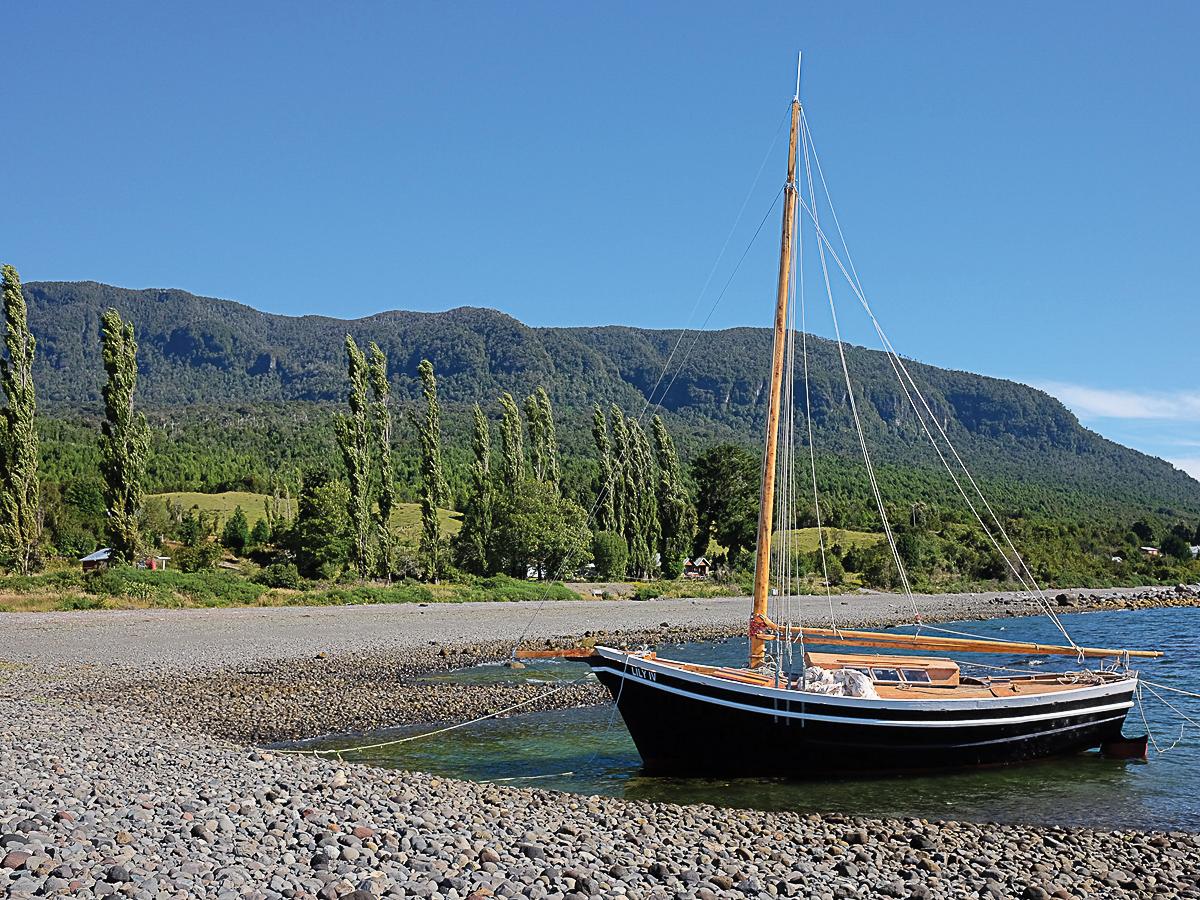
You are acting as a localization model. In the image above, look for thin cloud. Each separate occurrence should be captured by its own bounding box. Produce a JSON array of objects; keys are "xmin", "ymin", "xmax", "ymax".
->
[{"xmin": 1037, "ymin": 382, "xmax": 1200, "ymax": 421}]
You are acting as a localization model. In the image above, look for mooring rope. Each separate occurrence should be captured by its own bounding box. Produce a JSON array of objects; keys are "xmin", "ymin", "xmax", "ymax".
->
[{"xmin": 274, "ymin": 673, "xmax": 592, "ymax": 758}]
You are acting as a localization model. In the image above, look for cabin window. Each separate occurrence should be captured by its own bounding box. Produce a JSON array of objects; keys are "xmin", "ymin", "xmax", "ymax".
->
[
  {"xmin": 870, "ymin": 668, "xmax": 901, "ymax": 682},
  {"xmin": 901, "ymin": 669, "xmax": 932, "ymax": 683}
]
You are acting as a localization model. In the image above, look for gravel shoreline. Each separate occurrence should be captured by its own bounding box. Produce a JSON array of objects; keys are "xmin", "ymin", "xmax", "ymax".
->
[{"xmin": 4, "ymin": 587, "xmax": 1200, "ymax": 898}]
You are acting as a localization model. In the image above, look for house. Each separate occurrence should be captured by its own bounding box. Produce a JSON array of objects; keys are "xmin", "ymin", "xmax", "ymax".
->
[
  {"xmin": 683, "ymin": 556, "xmax": 710, "ymax": 578},
  {"xmin": 1140, "ymin": 546, "xmax": 1161, "ymax": 558},
  {"xmin": 1191, "ymin": 545, "xmax": 1200, "ymax": 559},
  {"xmin": 79, "ymin": 548, "xmax": 113, "ymax": 572}
]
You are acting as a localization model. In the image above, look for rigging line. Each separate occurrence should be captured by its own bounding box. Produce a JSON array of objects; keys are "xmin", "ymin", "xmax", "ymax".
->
[
  {"xmin": 799, "ymin": 113, "xmax": 918, "ymax": 616},
  {"xmin": 273, "ymin": 674, "xmax": 591, "ymax": 757},
  {"xmin": 1139, "ymin": 680, "xmax": 1200, "ymax": 700},
  {"xmin": 1138, "ymin": 684, "xmax": 1188, "ymax": 754},
  {"xmin": 642, "ymin": 105, "xmax": 792, "ymax": 413},
  {"xmin": 799, "ymin": 108, "xmax": 1075, "ymax": 647},
  {"xmin": 780, "ymin": 179, "xmax": 802, "ymax": 643},
  {"xmin": 647, "ymin": 187, "xmax": 784, "ymax": 425},
  {"xmin": 513, "ymin": 109, "xmax": 791, "ymax": 651},
  {"xmin": 873, "ymin": 330, "xmax": 1040, "ymax": 600},
  {"xmin": 1143, "ymin": 682, "xmax": 1200, "ymax": 731},
  {"xmin": 788, "ymin": 194, "xmax": 1076, "ymax": 648},
  {"xmin": 797, "ymin": 130, "xmax": 835, "ymax": 629}
]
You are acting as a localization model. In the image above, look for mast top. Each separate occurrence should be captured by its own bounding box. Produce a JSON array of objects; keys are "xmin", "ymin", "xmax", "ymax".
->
[{"xmin": 794, "ymin": 50, "xmax": 802, "ymax": 102}]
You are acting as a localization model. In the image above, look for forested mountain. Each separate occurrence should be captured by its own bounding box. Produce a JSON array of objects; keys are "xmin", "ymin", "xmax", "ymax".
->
[{"xmin": 24, "ymin": 280, "xmax": 1200, "ymax": 525}]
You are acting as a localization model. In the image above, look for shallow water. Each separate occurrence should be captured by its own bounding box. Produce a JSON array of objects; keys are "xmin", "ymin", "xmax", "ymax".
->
[{"xmin": 304, "ymin": 607, "xmax": 1200, "ymax": 831}]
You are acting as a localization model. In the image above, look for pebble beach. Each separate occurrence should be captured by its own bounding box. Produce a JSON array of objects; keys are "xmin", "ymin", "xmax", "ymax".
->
[{"xmin": 4, "ymin": 586, "xmax": 1200, "ymax": 899}]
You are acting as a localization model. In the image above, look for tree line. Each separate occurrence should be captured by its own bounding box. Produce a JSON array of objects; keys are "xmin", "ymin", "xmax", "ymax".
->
[
  {"xmin": 0, "ymin": 267, "xmax": 154, "ymax": 571},
  {"xmin": 3, "ymin": 262, "xmax": 1199, "ymax": 592}
]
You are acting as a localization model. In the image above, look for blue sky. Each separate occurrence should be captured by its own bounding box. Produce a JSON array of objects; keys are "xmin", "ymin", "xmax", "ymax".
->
[{"xmin": 2, "ymin": 2, "xmax": 1198, "ymax": 477}]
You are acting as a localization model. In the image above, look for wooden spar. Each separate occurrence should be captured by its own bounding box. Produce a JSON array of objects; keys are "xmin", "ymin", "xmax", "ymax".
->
[
  {"xmin": 750, "ymin": 93, "xmax": 802, "ymax": 670},
  {"xmin": 514, "ymin": 648, "xmax": 601, "ymax": 660},
  {"xmin": 779, "ymin": 626, "xmax": 1164, "ymax": 659}
]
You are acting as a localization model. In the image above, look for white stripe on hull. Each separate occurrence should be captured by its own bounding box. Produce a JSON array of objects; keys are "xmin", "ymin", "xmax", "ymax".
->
[{"xmin": 594, "ymin": 665, "xmax": 1133, "ymax": 728}]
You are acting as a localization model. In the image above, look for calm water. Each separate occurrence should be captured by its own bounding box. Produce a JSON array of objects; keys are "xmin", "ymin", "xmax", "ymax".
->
[{"xmin": 301, "ymin": 608, "xmax": 1200, "ymax": 831}]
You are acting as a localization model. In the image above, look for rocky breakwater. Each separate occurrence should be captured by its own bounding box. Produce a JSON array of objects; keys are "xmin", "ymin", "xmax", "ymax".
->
[
  {"xmin": 2, "ymin": 694, "xmax": 1199, "ymax": 900},
  {"xmin": 1052, "ymin": 583, "xmax": 1200, "ymax": 611}
]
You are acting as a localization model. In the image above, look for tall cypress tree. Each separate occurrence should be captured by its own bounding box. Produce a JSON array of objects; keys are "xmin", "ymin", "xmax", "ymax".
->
[
  {"xmin": 453, "ymin": 403, "xmax": 493, "ymax": 574},
  {"xmin": 626, "ymin": 419, "xmax": 659, "ymax": 578},
  {"xmin": 99, "ymin": 308, "xmax": 150, "ymax": 563},
  {"xmin": 417, "ymin": 359, "xmax": 447, "ymax": 580},
  {"xmin": 335, "ymin": 335, "xmax": 373, "ymax": 580},
  {"xmin": 367, "ymin": 342, "xmax": 395, "ymax": 579},
  {"xmin": 652, "ymin": 415, "xmax": 694, "ymax": 579},
  {"xmin": 0, "ymin": 266, "xmax": 41, "ymax": 574},
  {"xmin": 608, "ymin": 405, "xmax": 632, "ymax": 542},
  {"xmin": 524, "ymin": 387, "xmax": 560, "ymax": 490},
  {"xmin": 536, "ymin": 388, "xmax": 559, "ymax": 490},
  {"xmin": 498, "ymin": 392, "xmax": 524, "ymax": 492},
  {"xmin": 524, "ymin": 392, "xmax": 546, "ymax": 484},
  {"xmin": 591, "ymin": 405, "xmax": 616, "ymax": 532}
]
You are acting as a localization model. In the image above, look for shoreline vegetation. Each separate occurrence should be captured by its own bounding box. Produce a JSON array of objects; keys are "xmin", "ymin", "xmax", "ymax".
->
[
  {"xmin": 2, "ymin": 558, "xmax": 1199, "ymax": 613},
  {"xmin": 3, "ymin": 596, "xmax": 1199, "ymax": 898}
]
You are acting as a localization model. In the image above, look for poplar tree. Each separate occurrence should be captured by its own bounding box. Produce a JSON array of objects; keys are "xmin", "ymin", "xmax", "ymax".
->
[
  {"xmin": 591, "ymin": 405, "xmax": 616, "ymax": 532},
  {"xmin": 335, "ymin": 335, "xmax": 373, "ymax": 580},
  {"xmin": 368, "ymin": 342, "xmax": 396, "ymax": 579},
  {"xmin": 536, "ymin": 388, "xmax": 559, "ymax": 489},
  {"xmin": 608, "ymin": 404, "xmax": 630, "ymax": 539},
  {"xmin": 626, "ymin": 419, "xmax": 659, "ymax": 578},
  {"xmin": 99, "ymin": 308, "xmax": 150, "ymax": 562},
  {"xmin": 417, "ymin": 359, "xmax": 447, "ymax": 580},
  {"xmin": 652, "ymin": 415, "xmax": 694, "ymax": 578},
  {"xmin": 0, "ymin": 266, "xmax": 42, "ymax": 574},
  {"xmin": 524, "ymin": 392, "xmax": 546, "ymax": 485},
  {"xmin": 524, "ymin": 387, "xmax": 559, "ymax": 490},
  {"xmin": 453, "ymin": 403, "xmax": 493, "ymax": 574},
  {"xmin": 498, "ymin": 392, "xmax": 524, "ymax": 492}
]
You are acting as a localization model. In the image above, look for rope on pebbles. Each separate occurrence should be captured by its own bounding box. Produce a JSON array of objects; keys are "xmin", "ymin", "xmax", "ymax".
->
[{"xmin": 273, "ymin": 673, "xmax": 593, "ymax": 759}]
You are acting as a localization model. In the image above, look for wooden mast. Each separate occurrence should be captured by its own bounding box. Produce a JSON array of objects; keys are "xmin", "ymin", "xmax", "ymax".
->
[{"xmin": 750, "ymin": 64, "xmax": 802, "ymax": 669}]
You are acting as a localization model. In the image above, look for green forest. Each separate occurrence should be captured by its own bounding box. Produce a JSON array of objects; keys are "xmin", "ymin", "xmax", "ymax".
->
[{"xmin": 0, "ymin": 271, "xmax": 1198, "ymax": 610}]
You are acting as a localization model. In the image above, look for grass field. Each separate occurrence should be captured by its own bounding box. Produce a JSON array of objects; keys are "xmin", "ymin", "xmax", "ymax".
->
[
  {"xmin": 149, "ymin": 491, "xmax": 463, "ymax": 541},
  {"xmin": 776, "ymin": 526, "xmax": 883, "ymax": 554},
  {"xmin": 150, "ymin": 491, "xmax": 273, "ymax": 526}
]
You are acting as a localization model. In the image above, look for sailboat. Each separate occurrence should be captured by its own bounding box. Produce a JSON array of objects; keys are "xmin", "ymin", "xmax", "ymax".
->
[{"xmin": 520, "ymin": 59, "xmax": 1162, "ymax": 776}]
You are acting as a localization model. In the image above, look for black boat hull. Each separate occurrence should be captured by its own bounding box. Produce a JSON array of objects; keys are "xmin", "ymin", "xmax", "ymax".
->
[{"xmin": 588, "ymin": 649, "xmax": 1136, "ymax": 776}]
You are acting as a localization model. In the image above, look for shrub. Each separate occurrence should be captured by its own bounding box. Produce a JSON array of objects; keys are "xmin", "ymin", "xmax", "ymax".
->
[
  {"xmin": 591, "ymin": 531, "xmax": 628, "ymax": 581},
  {"xmin": 633, "ymin": 583, "xmax": 662, "ymax": 601},
  {"xmin": 221, "ymin": 506, "xmax": 251, "ymax": 555},
  {"xmin": 58, "ymin": 594, "xmax": 106, "ymax": 611},
  {"xmin": 309, "ymin": 584, "xmax": 435, "ymax": 605},
  {"xmin": 175, "ymin": 542, "xmax": 223, "ymax": 572},
  {"xmin": 254, "ymin": 561, "xmax": 303, "ymax": 590}
]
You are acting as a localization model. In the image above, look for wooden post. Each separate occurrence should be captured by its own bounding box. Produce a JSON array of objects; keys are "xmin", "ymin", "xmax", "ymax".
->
[{"xmin": 750, "ymin": 97, "xmax": 801, "ymax": 669}]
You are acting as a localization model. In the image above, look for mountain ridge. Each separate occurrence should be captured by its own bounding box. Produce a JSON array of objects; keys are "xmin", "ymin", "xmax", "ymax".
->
[{"xmin": 21, "ymin": 279, "xmax": 1200, "ymax": 523}]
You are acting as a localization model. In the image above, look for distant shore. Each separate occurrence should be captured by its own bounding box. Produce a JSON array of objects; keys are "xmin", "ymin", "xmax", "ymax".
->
[{"xmin": 3, "ymin": 587, "xmax": 1199, "ymax": 898}]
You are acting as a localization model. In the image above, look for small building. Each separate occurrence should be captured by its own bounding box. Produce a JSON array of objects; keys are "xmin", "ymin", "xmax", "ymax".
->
[
  {"xmin": 1191, "ymin": 545, "xmax": 1200, "ymax": 559},
  {"xmin": 683, "ymin": 556, "xmax": 710, "ymax": 578},
  {"xmin": 1140, "ymin": 546, "xmax": 1161, "ymax": 558},
  {"xmin": 80, "ymin": 548, "xmax": 113, "ymax": 572}
]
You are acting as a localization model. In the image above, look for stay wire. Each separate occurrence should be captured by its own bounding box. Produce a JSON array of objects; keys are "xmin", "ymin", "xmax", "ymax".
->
[{"xmin": 798, "ymin": 107, "xmax": 1075, "ymax": 648}]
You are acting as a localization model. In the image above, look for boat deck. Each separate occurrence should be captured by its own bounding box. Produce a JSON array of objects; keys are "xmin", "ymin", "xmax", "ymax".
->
[{"xmin": 647, "ymin": 653, "xmax": 1108, "ymax": 699}]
